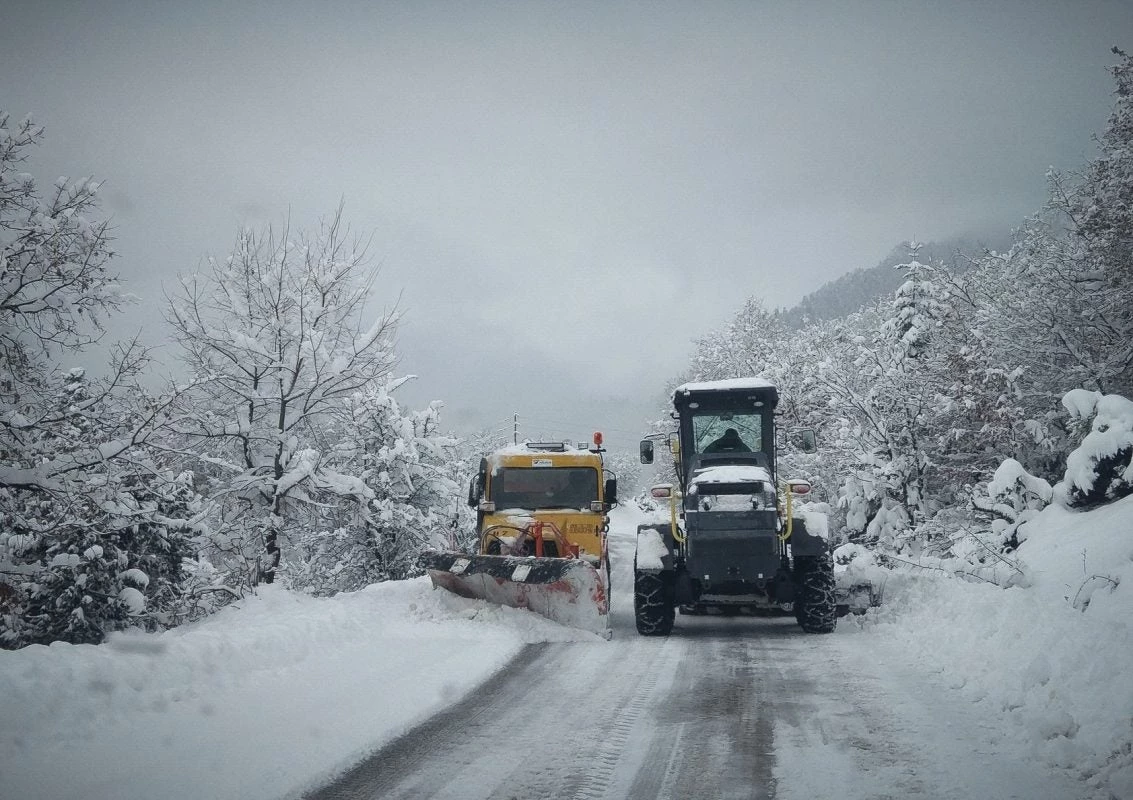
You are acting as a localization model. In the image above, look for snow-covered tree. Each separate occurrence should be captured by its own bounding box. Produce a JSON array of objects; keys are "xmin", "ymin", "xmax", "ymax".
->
[
  {"xmin": 1073, "ymin": 49, "xmax": 1133, "ymax": 313},
  {"xmin": 166, "ymin": 208, "xmax": 463, "ymax": 594},
  {"xmin": 601, "ymin": 447, "xmax": 642, "ymax": 499},
  {"xmin": 883, "ymin": 243, "xmax": 952, "ymax": 361},
  {"xmin": 289, "ymin": 381, "xmax": 466, "ymax": 594},
  {"xmin": 806, "ymin": 300, "xmax": 939, "ymax": 545},
  {"xmin": 166, "ymin": 209, "xmax": 401, "ymax": 586},
  {"xmin": 0, "ymin": 113, "xmax": 194, "ymax": 647},
  {"xmin": 958, "ymin": 50, "xmax": 1133, "ymax": 420},
  {"xmin": 686, "ymin": 298, "xmax": 790, "ymax": 383}
]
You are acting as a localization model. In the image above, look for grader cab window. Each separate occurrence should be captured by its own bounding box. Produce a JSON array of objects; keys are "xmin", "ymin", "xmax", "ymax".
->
[
  {"xmin": 490, "ymin": 467, "xmax": 599, "ymax": 510},
  {"xmin": 692, "ymin": 412, "xmax": 763, "ymax": 455}
]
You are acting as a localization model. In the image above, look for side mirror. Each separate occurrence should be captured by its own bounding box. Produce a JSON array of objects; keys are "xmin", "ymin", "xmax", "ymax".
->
[
  {"xmin": 604, "ymin": 477, "xmax": 618, "ymax": 507},
  {"xmin": 467, "ymin": 475, "xmax": 483, "ymax": 508},
  {"xmin": 798, "ymin": 429, "xmax": 817, "ymax": 454},
  {"xmin": 639, "ymin": 440, "xmax": 655, "ymax": 464}
]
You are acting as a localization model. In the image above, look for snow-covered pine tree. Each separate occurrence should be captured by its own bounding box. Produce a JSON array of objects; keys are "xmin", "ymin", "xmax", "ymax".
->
[
  {"xmin": 882, "ymin": 242, "xmax": 951, "ymax": 361},
  {"xmin": 1058, "ymin": 389, "xmax": 1133, "ymax": 508}
]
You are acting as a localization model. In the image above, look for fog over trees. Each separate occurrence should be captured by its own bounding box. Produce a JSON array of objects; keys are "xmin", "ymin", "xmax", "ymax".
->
[{"xmin": 3, "ymin": 50, "xmax": 1132, "ymax": 648}]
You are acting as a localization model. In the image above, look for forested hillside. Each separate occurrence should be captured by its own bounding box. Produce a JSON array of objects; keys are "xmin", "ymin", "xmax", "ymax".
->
[{"xmin": 788, "ymin": 233, "xmax": 1013, "ymax": 324}]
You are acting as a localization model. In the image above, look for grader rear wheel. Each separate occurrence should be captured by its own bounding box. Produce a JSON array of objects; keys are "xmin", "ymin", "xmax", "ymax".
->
[
  {"xmin": 633, "ymin": 569, "xmax": 674, "ymax": 636},
  {"xmin": 794, "ymin": 553, "xmax": 837, "ymax": 633}
]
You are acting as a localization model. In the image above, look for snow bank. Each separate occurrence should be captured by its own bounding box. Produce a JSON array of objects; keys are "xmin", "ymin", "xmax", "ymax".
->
[
  {"xmin": 0, "ymin": 578, "xmax": 601, "ymax": 800},
  {"xmin": 853, "ymin": 494, "xmax": 1133, "ymax": 797}
]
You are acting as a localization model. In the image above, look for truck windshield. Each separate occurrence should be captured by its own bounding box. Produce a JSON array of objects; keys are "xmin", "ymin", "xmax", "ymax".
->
[
  {"xmin": 490, "ymin": 467, "xmax": 599, "ymax": 510},
  {"xmin": 692, "ymin": 412, "xmax": 763, "ymax": 454}
]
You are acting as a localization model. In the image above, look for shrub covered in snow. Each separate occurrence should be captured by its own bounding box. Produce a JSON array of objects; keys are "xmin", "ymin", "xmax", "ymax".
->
[
  {"xmin": 1058, "ymin": 390, "xmax": 1133, "ymax": 508},
  {"xmin": 0, "ymin": 469, "xmax": 200, "ymax": 647},
  {"xmin": 970, "ymin": 457, "xmax": 1053, "ymax": 553}
]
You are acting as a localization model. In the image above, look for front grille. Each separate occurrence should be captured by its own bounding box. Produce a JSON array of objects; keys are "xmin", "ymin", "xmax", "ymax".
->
[
  {"xmin": 686, "ymin": 527, "xmax": 780, "ymax": 584},
  {"xmin": 686, "ymin": 509, "xmax": 778, "ymax": 531}
]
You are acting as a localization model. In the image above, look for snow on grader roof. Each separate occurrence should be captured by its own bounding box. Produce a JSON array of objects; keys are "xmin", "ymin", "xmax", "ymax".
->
[
  {"xmin": 690, "ymin": 465, "xmax": 773, "ymax": 486},
  {"xmin": 674, "ymin": 377, "xmax": 777, "ymax": 394}
]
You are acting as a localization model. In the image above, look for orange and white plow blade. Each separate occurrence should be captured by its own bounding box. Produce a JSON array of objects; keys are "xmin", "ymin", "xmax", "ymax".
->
[{"xmin": 420, "ymin": 551, "xmax": 611, "ymax": 639}]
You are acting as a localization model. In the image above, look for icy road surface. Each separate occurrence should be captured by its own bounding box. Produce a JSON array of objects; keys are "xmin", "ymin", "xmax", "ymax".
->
[{"xmin": 307, "ymin": 515, "xmax": 1082, "ymax": 800}]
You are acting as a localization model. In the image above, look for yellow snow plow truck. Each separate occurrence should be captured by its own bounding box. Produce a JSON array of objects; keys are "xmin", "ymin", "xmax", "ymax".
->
[{"xmin": 420, "ymin": 436, "xmax": 616, "ymax": 639}]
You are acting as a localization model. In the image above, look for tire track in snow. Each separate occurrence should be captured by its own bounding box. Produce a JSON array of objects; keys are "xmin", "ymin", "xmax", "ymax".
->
[
  {"xmin": 568, "ymin": 637, "xmax": 680, "ymax": 800},
  {"xmin": 302, "ymin": 643, "xmax": 553, "ymax": 800},
  {"xmin": 625, "ymin": 619, "xmax": 791, "ymax": 800}
]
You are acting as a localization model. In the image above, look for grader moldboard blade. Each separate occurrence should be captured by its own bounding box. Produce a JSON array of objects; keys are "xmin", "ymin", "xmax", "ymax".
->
[
  {"xmin": 835, "ymin": 581, "xmax": 884, "ymax": 617},
  {"xmin": 420, "ymin": 551, "xmax": 611, "ymax": 639}
]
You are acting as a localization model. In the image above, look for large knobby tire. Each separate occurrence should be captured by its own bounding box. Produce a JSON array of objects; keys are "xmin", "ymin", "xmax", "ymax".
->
[
  {"xmin": 794, "ymin": 554, "xmax": 837, "ymax": 634},
  {"xmin": 634, "ymin": 569, "xmax": 674, "ymax": 636}
]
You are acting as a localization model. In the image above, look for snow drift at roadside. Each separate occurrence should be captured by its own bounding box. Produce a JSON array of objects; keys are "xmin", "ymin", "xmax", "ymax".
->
[
  {"xmin": 0, "ymin": 578, "xmax": 601, "ymax": 800},
  {"xmin": 856, "ymin": 493, "xmax": 1133, "ymax": 798}
]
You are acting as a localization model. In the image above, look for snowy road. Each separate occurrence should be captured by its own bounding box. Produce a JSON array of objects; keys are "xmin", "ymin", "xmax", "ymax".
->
[{"xmin": 306, "ymin": 515, "xmax": 1083, "ymax": 800}]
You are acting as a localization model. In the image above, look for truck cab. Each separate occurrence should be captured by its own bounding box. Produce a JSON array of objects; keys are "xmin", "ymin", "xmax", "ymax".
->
[{"xmin": 468, "ymin": 440, "xmax": 616, "ymax": 568}]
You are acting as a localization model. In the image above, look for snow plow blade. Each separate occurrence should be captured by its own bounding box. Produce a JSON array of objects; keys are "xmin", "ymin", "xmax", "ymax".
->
[{"xmin": 420, "ymin": 551, "xmax": 611, "ymax": 639}]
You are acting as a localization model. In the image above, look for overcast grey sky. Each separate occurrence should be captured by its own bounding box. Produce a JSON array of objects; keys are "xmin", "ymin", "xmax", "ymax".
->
[{"xmin": 3, "ymin": 1, "xmax": 1131, "ymax": 447}]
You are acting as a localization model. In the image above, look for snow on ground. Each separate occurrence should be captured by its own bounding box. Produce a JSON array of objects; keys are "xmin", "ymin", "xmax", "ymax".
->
[
  {"xmin": 0, "ymin": 576, "xmax": 600, "ymax": 800},
  {"xmin": 848, "ymin": 494, "xmax": 1133, "ymax": 798},
  {"xmin": 1, "ymin": 501, "xmax": 1130, "ymax": 799}
]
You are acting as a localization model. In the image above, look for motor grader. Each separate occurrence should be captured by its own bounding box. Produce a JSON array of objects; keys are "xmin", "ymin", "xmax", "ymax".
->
[
  {"xmin": 420, "ymin": 436, "xmax": 616, "ymax": 638},
  {"xmin": 636, "ymin": 378, "xmax": 838, "ymax": 635}
]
